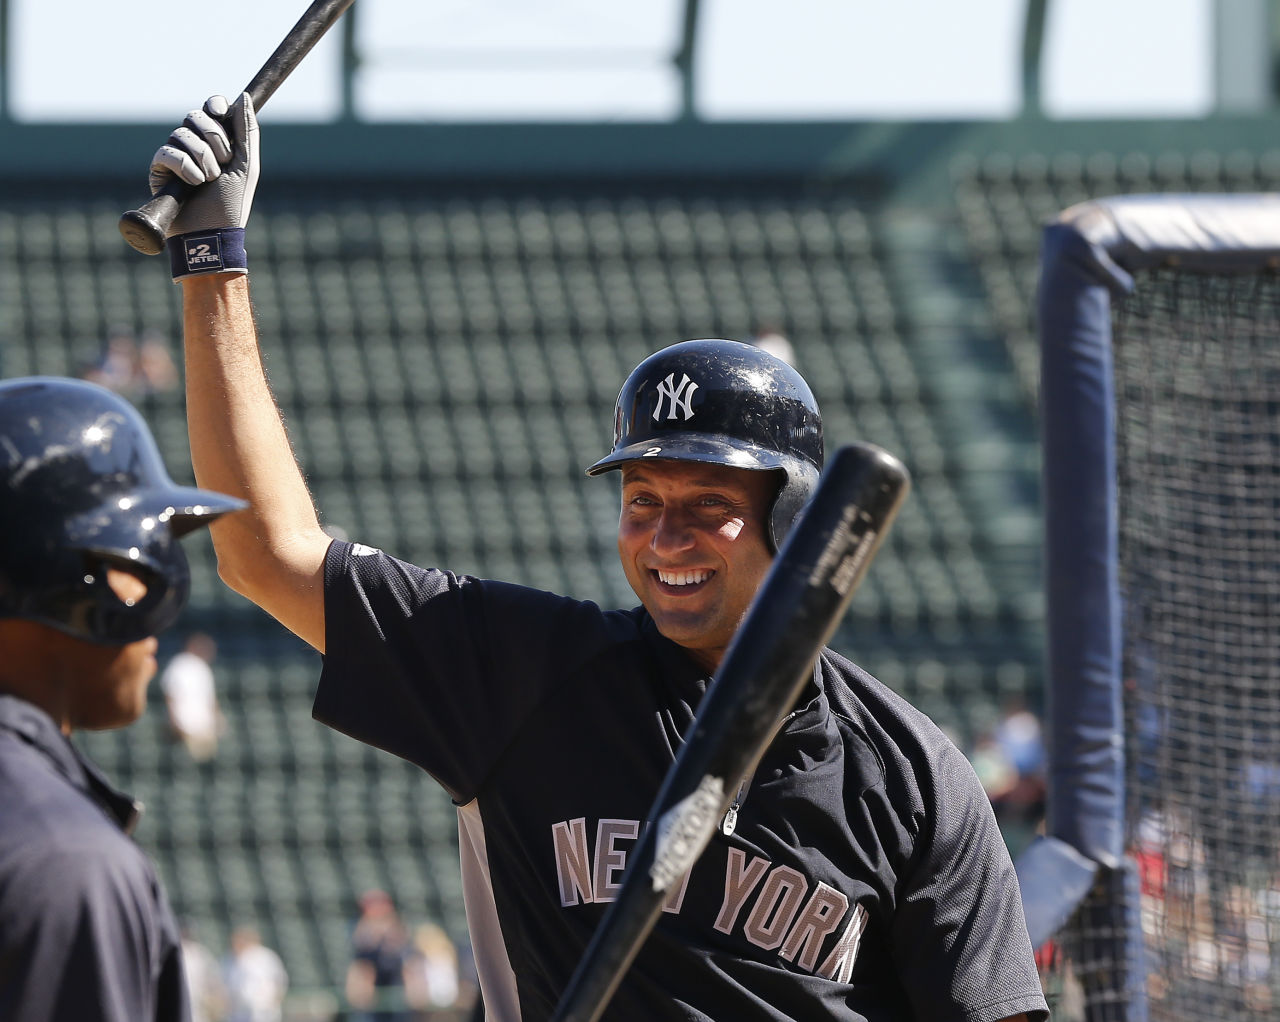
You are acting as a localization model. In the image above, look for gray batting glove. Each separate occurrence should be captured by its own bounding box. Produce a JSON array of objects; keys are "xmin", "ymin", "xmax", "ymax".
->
[{"xmin": 150, "ymin": 93, "xmax": 259, "ymax": 279}]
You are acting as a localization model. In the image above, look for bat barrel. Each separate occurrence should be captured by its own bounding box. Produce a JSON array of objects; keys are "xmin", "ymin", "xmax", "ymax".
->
[{"xmin": 245, "ymin": 0, "xmax": 356, "ymax": 107}]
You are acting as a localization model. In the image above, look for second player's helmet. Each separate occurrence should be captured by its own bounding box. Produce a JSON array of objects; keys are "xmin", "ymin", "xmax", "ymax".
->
[
  {"xmin": 587, "ymin": 338, "xmax": 823, "ymax": 550},
  {"xmin": 0, "ymin": 376, "xmax": 246, "ymax": 645}
]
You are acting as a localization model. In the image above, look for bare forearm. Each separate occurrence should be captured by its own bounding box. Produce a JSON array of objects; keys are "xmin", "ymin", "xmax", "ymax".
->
[{"xmin": 182, "ymin": 272, "xmax": 328, "ymax": 647}]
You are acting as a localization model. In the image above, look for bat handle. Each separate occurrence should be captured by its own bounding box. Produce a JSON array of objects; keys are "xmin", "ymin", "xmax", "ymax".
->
[
  {"xmin": 117, "ymin": 0, "xmax": 356, "ymax": 256},
  {"xmin": 119, "ymin": 178, "xmax": 193, "ymax": 256}
]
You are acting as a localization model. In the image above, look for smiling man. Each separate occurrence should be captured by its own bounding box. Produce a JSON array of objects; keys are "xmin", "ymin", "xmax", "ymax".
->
[
  {"xmin": 150, "ymin": 93, "xmax": 1048, "ymax": 1022},
  {"xmin": 0, "ymin": 377, "xmax": 244, "ymax": 1022},
  {"xmin": 598, "ymin": 343, "xmax": 816, "ymax": 672},
  {"xmin": 614, "ymin": 458, "xmax": 777, "ymax": 669}
]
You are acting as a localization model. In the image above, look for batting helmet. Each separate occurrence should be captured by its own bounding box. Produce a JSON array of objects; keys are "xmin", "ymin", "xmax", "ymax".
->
[
  {"xmin": 0, "ymin": 376, "xmax": 245, "ymax": 645},
  {"xmin": 586, "ymin": 339, "xmax": 824, "ymax": 550}
]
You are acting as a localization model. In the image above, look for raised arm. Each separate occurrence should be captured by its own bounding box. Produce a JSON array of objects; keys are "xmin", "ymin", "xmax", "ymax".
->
[
  {"xmin": 154, "ymin": 94, "xmax": 330, "ymax": 651},
  {"xmin": 183, "ymin": 272, "xmax": 329, "ymax": 650}
]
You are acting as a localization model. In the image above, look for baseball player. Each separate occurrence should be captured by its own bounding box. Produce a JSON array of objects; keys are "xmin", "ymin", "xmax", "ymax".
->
[
  {"xmin": 152, "ymin": 94, "xmax": 1049, "ymax": 1022},
  {"xmin": 0, "ymin": 377, "xmax": 244, "ymax": 1021}
]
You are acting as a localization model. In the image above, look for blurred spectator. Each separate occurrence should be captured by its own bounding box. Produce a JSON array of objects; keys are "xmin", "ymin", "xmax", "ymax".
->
[
  {"xmin": 748, "ymin": 323, "xmax": 797, "ymax": 367},
  {"xmin": 161, "ymin": 632, "xmax": 225, "ymax": 762},
  {"xmin": 347, "ymin": 889, "xmax": 412, "ymax": 1021},
  {"xmin": 180, "ymin": 920, "xmax": 229, "ymax": 1022},
  {"xmin": 223, "ymin": 926, "xmax": 288, "ymax": 1022},
  {"xmin": 405, "ymin": 922, "xmax": 459, "ymax": 1018},
  {"xmin": 969, "ymin": 730, "xmax": 1018, "ymax": 804},
  {"xmin": 137, "ymin": 328, "xmax": 180, "ymax": 392},
  {"xmin": 981, "ymin": 700, "xmax": 1047, "ymax": 855},
  {"xmin": 80, "ymin": 326, "xmax": 142, "ymax": 394},
  {"xmin": 996, "ymin": 698, "xmax": 1046, "ymax": 779},
  {"xmin": 454, "ymin": 941, "xmax": 481, "ymax": 1020},
  {"xmin": 79, "ymin": 325, "xmax": 179, "ymax": 396}
]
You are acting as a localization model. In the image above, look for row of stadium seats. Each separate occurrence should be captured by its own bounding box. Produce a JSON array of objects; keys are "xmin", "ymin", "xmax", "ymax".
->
[
  {"xmin": 0, "ymin": 194, "xmax": 879, "ymax": 264},
  {"xmin": 951, "ymin": 148, "xmax": 1280, "ymax": 403}
]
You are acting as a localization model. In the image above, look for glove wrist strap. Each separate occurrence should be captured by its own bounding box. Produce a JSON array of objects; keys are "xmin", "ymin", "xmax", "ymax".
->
[{"xmin": 168, "ymin": 228, "xmax": 248, "ymax": 280}]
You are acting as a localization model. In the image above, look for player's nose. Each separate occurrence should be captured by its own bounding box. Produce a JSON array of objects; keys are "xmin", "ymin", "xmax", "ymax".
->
[{"xmin": 650, "ymin": 506, "xmax": 697, "ymax": 556}]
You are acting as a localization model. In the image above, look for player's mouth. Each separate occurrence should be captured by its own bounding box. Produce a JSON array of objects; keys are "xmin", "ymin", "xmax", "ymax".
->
[{"xmin": 652, "ymin": 568, "xmax": 715, "ymax": 593}]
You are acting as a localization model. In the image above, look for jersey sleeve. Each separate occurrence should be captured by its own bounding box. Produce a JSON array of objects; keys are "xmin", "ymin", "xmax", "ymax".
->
[
  {"xmin": 890, "ymin": 744, "xmax": 1049, "ymax": 1022},
  {"xmin": 315, "ymin": 540, "xmax": 619, "ymax": 801}
]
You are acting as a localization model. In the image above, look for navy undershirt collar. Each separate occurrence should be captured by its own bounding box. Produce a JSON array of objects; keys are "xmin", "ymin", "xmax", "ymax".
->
[
  {"xmin": 636, "ymin": 609, "xmax": 825, "ymax": 724},
  {"xmin": 0, "ymin": 694, "xmax": 143, "ymax": 834}
]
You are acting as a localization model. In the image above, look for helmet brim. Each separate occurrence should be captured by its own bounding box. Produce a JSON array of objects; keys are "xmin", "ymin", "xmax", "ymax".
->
[
  {"xmin": 586, "ymin": 433, "xmax": 793, "ymax": 477},
  {"xmin": 63, "ymin": 485, "xmax": 247, "ymax": 559},
  {"xmin": 95, "ymin": 486, "xmax": 248, "ymax": 540},
  {"xmin": 151, "ymin": 486, "xmax": 249, "ymax": 537}
]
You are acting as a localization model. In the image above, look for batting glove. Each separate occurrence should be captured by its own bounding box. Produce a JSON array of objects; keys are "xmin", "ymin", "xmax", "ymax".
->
[{"xmin": 149, "ymin": 93, "xmax": 260, "ymax": 281}]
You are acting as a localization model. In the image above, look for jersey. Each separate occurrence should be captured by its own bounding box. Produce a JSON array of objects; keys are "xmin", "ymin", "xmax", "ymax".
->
[
  {"xmin": 0, "ymin": 695, "xmax": 190, "ymax": 1022},
  {"xmin": 315, "ymin": 540, "xmax": 1049, "ymax": 1022}
]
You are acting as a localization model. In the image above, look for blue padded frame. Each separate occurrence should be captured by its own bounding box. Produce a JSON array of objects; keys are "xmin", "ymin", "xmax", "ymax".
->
[{"xmin": 1017, "ymin": 195, "xmax": 1280, "ymax": 1002}]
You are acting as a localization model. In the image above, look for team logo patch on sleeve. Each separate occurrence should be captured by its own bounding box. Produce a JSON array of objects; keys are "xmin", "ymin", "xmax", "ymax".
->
[{"xmin": 184, "ymin": 234, "xmax": 226, "ymax": 273}]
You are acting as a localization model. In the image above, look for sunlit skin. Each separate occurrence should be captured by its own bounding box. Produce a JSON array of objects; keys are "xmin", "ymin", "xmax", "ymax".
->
[
  {"xmin": 618, "ymin": 460, "xmax": 780, "ymax": 673},
  {"xmin": 0, "ymin": 567, "xmax": 159, "ymax": 734}
]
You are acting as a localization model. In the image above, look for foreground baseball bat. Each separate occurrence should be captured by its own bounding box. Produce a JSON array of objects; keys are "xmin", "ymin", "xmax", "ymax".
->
[
  {"xmin": 119, "ymin": 0, "xmax": 356, "ymax": 255},
  {"xmin": 549, "ymin": 442, "xmax": 910, "ymax": 1022}
]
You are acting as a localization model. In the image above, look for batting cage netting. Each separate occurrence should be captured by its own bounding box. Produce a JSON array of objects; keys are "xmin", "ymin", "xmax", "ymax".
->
[{"xmin": 1017, "ymin": 196, "xmax": 1280, "ymax": 1022}]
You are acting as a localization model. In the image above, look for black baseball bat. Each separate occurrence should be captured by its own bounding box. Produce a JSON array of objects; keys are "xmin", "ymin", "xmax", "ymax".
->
[
  {"xmin": 549, "ymin": 442, "xmax": 910, "ymax": 1022},
  {"xmin": 119, "ymin": 0, "xmax": 356, "ymax": 255}
]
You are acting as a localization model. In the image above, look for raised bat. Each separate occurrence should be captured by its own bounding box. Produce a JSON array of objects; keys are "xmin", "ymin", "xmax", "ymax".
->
[
  {"xmin": 549, "ymin": 441, "xmax": 911, "ymax": 1022},
  {"xmin": 119, "ymin": 0, "xmax": 356, "ymax": 255}
]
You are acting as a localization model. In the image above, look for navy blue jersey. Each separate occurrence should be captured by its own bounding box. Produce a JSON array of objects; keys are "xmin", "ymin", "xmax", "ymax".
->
[
  {"xmin": 316, "ymin": 541, "xmax": 1048, "ymax": 1022},
  {"xmin": 0, "ymin": 696, "xmax": 189, "ymax": 1022}
]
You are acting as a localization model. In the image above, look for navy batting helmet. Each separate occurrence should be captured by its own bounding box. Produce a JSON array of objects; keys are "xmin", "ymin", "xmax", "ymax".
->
[
  {"xmin": 0, "ymin": 376, "xmax": 245, "ymax": 645},
  {"xmin": 586, "ymin": 339, "xmax": 823, "ymax": 550}
]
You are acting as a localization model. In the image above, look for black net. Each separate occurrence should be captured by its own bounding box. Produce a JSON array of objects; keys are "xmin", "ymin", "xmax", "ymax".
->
[
  {"xmin": 1048, "ymin": 268, "xmax": 1280, "ymax": 1021},
  {"xmin": 1040, "ymin": 865, "xmax": 1143, "ymax": 1022}
]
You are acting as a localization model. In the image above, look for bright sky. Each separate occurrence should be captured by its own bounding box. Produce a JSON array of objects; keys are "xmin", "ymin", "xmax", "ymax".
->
[{"xmin": 11, "ymin": 0, "xmax": 1215, "ymax": 123}]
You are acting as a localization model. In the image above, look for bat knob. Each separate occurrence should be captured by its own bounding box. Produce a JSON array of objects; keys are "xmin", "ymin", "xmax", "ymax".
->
[
  {"xmin": 119, "ymin": 191, "xmax": 183, "ymax": 256},
  {"xmin": 118, "ymin": 209, "xmax": 167, "ymax": 256}
]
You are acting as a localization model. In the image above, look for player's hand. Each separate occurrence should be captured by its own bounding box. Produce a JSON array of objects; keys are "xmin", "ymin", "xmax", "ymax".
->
[{"xmin": 149, "ymin": 93, "xmax": 260, "ymax": 240}]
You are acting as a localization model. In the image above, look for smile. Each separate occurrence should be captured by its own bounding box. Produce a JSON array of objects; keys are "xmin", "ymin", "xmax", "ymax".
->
[{"xmin": 654, "ymin": 568, "xmax": 714, "ymax": 587}]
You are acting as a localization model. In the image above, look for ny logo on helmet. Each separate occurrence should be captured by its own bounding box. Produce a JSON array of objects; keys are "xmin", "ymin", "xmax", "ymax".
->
[{"xmin": 652, "ymin": 373, "xmax": 699, "ymax": 422}]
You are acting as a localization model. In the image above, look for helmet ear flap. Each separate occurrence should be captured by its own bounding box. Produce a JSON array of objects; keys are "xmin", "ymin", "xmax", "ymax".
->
[
  {"xmin": 767, "ymin": 461, "xmax": 820, "ymax": 551},
  {"xmin": 18, "ymin": 549, "xmax": 192, "ymax": 647},
  {"xmin": 76, "ymin": 551, "xmax": 192, "ymax": 646}
]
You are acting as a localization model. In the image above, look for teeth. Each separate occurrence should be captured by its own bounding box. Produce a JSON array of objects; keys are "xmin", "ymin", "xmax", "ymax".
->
[{"xmin": 658, "ymin": 569, "xmax": 711, "ymax": 586}]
